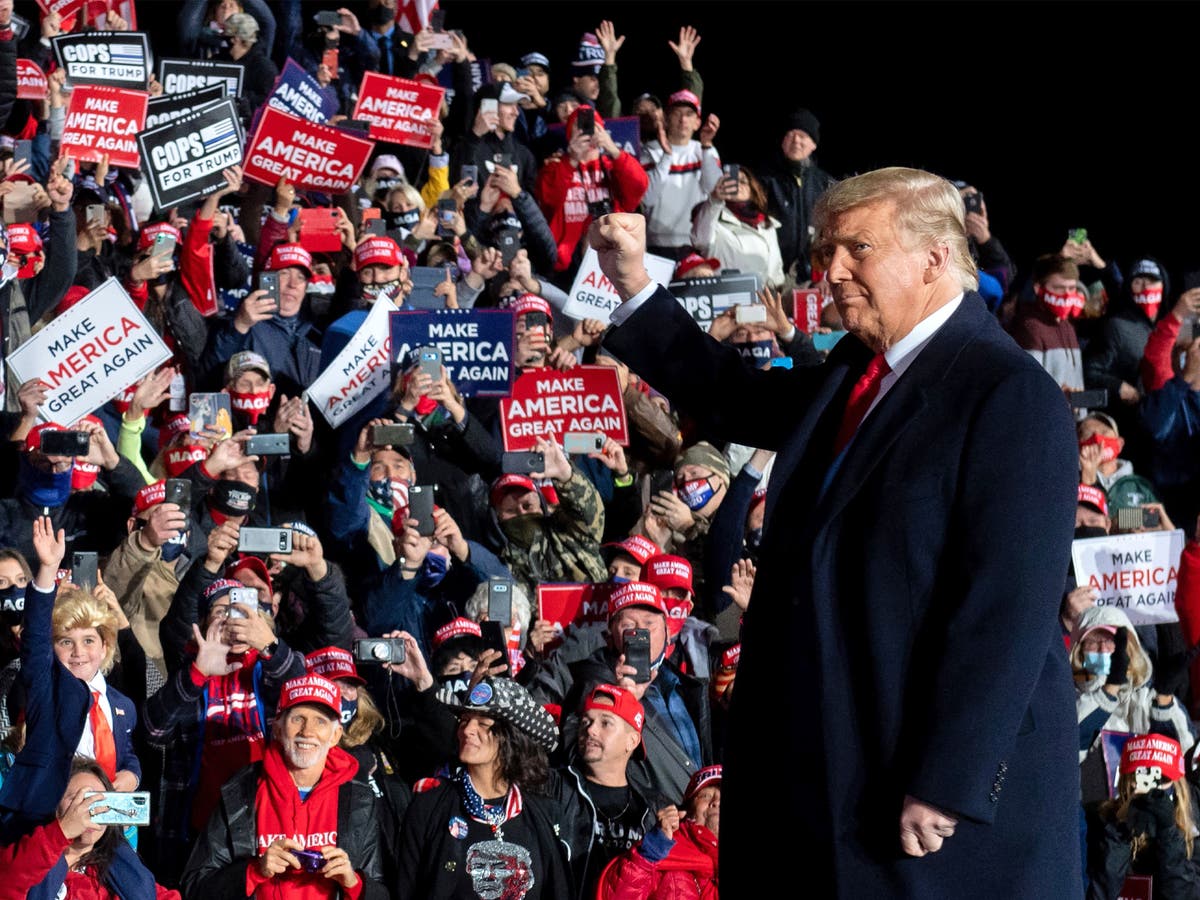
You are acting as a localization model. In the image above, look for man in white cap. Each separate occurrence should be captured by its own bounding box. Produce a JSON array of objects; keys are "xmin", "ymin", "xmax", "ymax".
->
[{"xmin": 639, "ymin": 89, "xmax": 722, "ymax": 259}]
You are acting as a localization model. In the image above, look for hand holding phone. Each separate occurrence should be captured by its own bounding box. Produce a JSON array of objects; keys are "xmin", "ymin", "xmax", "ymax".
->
[
  {"xmin": 622, "ymin": 628, "xmax": 652, "ymax": 684},
  {"xmin": 257, "ymin": 272, "xmax": 281, "ymax": 312}
]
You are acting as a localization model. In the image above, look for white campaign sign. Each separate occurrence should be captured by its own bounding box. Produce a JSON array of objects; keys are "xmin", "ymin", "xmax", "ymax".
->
[
  {"xmin": 1071, "ymin": 530, "xmax": 1186, "ymax": 625},
  {"xmin": 6, "ymin": 278, "xmax": 171, "ymax": 426},
  {"xmin": 307, "ymin": 298, "xmax": 398, "ymax": 428},
  {"xmin": 563, "ymin": 247, "xmax": 675, "ymax": 324}
]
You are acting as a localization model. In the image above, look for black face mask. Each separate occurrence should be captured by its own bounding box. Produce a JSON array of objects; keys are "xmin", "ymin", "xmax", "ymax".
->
[
  {"xmin": 1075, "ymin": 525, "xmax": 1109, "ymax": 540},
  {"xmin": 209, "ymin": 481, "xmax": 258, "ymax": 517},
  {"xmin": 370, "ymin": 5, "xmax": 395, "ymax": 27},
  {"xmin": 0, "ymin": 584, "xmax": 25, "ymax": 627}
]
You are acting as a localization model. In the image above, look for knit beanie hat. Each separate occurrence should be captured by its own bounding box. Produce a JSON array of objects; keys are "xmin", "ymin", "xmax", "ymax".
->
[{"xmin": 784, "ymin": 108, "xmax": 821, "ymax": 145}]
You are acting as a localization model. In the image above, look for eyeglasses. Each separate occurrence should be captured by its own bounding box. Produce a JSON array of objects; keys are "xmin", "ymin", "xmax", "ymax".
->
[{"xmin": 209, "ymin": 603, "xmax": 270, "ymax": 619}]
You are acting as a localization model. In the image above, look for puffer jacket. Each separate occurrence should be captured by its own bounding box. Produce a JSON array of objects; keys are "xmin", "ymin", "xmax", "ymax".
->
[
  {"xmin": 596, "ymin": 821, "xmax": 719, "ymax": 900},
  {"xmin": 1070, "ymin": 602, "xmax": 1190, "ymax": 763},
  {"xmin": 690, "ymin": 200, "xmax": 785, "ymax": 289}
]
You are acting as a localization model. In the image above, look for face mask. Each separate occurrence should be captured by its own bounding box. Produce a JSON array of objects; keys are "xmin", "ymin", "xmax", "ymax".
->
[
  {"xmin": 1080, "ymin": 433, "xmax": 1122, "ymax": 463},
  {"xmin": 369, "ymin": 4, "xmax": 394, "ymax": 26},
  {"xmin": 386, "ymin": 208, "xmax": 421, "ymax": 232},
  {"xmin": 340, "ymin": 697, "xmax": 358, "ymax": 725},
  {"xmin": 610, "ymin": 575, "xmax": 631, "ymax": 584},
  {"xmin": 18, "ymin": 454, "xmax": 73, "ymax": 508},
  {"xmin": 438, "ymin": 673, "xmax": 471, "ymax": 698},
  {"xmin": 1035, "ymin": 284, "xmax": 1085, "ymax": 321},
  {"xmin": 209, "ymin": 481, "xmax": 257, "ymax": 517},
  {"xmin": 732, "ymin": 339, "xmax": 774, "ymax": 366},
  {"xmin": 229, "ymin": 390, "xmax": 271, "ymax": 426},
  {"xmin": 419, "ymin": 551, "xmax": 450, "ymax": 587},
  {"xmin": 1082, "ymin": 651, "xmax": 1112, "ymax": 678},
  {"xmin": 1131, "ymin": 286, "xmax": 1163, "ymax": 321},
  {"xmin": 361, "ymin": 279, "xmax": 403, "ymax": 305},
  {"xmin": 500, "ymin": 512, "xmax": 543, "ymax": 545},
  {"xmin": 161, "ymin": 530, "xmax": 189, "ymax": 562},
  {"xmin": 1075, "ymin": 525, "xmax": 1109, "ymax": 540},
  {"xmin": 676, "ymin": 477, "xmax": 716, "ymax": 511},
  {"xmin": 71, "ymin": 461, "xmax": 101, "ymax": 491},
  {"xmin": 367, "ymin": 478, "xmax": 409, "ymax": 517},
  {"xmin": 165, "ymin": 444, "xmax": 207, "ymax": 477},
  {"xmin": 0, "ymin": 584, "xmax": 25, "ymax": 627}
]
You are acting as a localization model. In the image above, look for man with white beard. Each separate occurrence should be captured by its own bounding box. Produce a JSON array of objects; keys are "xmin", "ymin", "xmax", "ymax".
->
[{"xmin": 182, "ymin": 675, "xmax": 389, "ymax": 899}]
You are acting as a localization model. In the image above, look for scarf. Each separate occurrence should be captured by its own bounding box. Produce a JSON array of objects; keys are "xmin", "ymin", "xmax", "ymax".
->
[
  {"xmin": 252, "ymin": 742, "xmax": 359, "ymax": 900},
  {"xmin": 725, "ymin": 200, "xmax": 766, "ymax": 228},
  {"xmin": 454, "ymin": 768, "xmax": 523, "ymax": 832},
  {"xmin": 193, "ymin": 654, "xmax": 267, "ymax": 830}
]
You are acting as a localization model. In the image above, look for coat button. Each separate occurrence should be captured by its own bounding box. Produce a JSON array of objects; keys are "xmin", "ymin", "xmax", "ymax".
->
[{"xmin": 989, "ymin": 792, "xmax": 998, "ymax": 803}]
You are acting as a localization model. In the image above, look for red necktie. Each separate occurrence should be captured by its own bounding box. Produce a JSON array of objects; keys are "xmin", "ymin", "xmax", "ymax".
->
[
  {"xmin": 833, "ymin": 353, "xmax": 891, "ymax": 457},
  {"xmin": 90, "ymin": 690, "xmax": 117, "ymax": 780}
]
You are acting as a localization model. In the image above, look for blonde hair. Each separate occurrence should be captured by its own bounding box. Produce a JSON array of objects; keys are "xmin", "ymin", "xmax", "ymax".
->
[
  {"xmin": 340, "ymin": 687, "xmax": 384, "ymax": 748},
  {"xmin": 387, "ymin": 184, "xmax": 425, "ymax": 215},
  {"xmin": 1105, "ymin": 768, "xmax": 1195, "ymax": 860},
  {"xmin": 52, "ymin": 588, "xmax": 119, "ymax": 675},
  {"xmin": 813, "ymin": 166, "xmax": 978, "ymax": 293}
]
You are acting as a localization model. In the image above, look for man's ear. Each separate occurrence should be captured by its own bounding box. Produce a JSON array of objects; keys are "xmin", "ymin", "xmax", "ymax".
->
[
  {"xmin": 924, "ymin": 242, "xmax": 951, "ymax": 284},
  {"xmin": 268, "ymin": 384, "xmax": 277, "ymax": 402}
]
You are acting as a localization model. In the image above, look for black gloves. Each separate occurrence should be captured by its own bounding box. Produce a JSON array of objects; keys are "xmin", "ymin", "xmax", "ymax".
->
[
  {"xmin": 1125, "ymin": 787, "xmax": 1177, "ymax": 840},
  {"xmin": 1106, "ymin": 628, "xmax": 1130, "ymax": 687}
]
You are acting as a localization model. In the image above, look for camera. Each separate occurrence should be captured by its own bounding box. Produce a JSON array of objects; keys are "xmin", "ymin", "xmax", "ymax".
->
[
  {"xmin": 293, "ymin": 849, "xmax": 326, "ymax": 873},
  {"xmin": 354, "ymin": 637, "xmax": 406, "ymax": 664}
]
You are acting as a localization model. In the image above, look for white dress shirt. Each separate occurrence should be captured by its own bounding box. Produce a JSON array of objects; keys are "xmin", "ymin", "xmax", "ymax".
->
[{"xmin": 76, "ymin": 671, "xmax": 113, "ymax": 760}]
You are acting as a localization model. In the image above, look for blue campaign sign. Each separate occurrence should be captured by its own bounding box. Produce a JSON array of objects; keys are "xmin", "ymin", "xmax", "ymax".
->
[
  {"xmin": 266, "ymin": 59, "xmax": 337, "ymax": 122},
  {"xmin": 389, "ymin": 308, "xmax": 515, "ymax": 397},
  {"xmin": 546, "ymin": 115, "xmax": 641, "ymax": 158}
]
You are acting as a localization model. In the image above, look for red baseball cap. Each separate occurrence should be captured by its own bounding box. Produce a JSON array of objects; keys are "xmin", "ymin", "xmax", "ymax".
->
[
  {"xmin": 641, "ymin": 554, "xmax": 693, "ymax": 595},
  {"xmin": 278, "ymin": 674, "xmax": 341, "ymax": 718},
  {"xmin": 137, "ymin": 222, "xmax": 182, "ymax": 252},
  {"xmin": 510, "ymin": 292, "xmax": 553, "ymax": 323},
  {"xmin": 55, "ymin": 285, "xmax": 90, "ymax": 317},
  {"xmin": 607, "ymin": 581, "xmax": 669, "ymax": 619},
  {"xmin": 567, "ymin": 105, "xmax": 606, "ymax": 141},
  {"xmin": 1078, "ymin": 483, "xmax": 1108, "ymax": 517},
  {"xmin": 226, "ymin": 555, "xmax": 274, "ymax": 599},
  {"xmin": 8, "ymin": 223, "xmax": 43, "ymax": 278},
  {"xmin": 25, "ymin": 422, "xmax": 64, "ymax": 453},
  {"xmin": 158, "ymin": 414, "xmax": 192, "ymax": 450},
  {"xmin": 601, "ymin": 535, "xmax": 661, "ymax": 567},
  {"xmin": 674, "ymin": 252, "xmax": 721, "ymax": 279},
  {"xmin": 1119, "ymin": 734, "xmax": 1185, "ymax": 782},
  {"xmin": 490, "ymin": 473, "xmax": 537, "ymax": 508},
  {"xmin": 133, "ymin": 480, "xmax": 167, "ymax": 516},
  {"xmin": 683, "ymin": 764, "xmax": 722, "ymax": 803},
  {"xmin": 305, "ymin": 646, "xmax": 365, "ymax": 685},
  {"xmin": 667, "ymin": 89, "xmax": 701, "ymax": 115},
  {"xmin": 583, "ymin": 683, "xmax": 646, "ymax": 759},
  {"xmin": 266, "ymin": 242, "xmax": 314, "ymax": 277},
  {"xmin": 433, "ymin": 617, "xmax": 483, "ymax": 649},
  {"xmin": 354, "ymin": 235, "xmax": 405, "ymax": 270}
]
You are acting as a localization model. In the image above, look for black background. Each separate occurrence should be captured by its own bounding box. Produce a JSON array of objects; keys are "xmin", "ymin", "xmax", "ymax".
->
[{"xmin": 141, "ymin": 0, "xmax": 1198, "ymax": 286}]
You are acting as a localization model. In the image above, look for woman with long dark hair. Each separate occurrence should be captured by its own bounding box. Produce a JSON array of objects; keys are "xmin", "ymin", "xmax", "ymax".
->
[
  {"xmin": 1, "ymin": 758, "xmax": 179, "ymax": 899},
  {"xmin": 394, "ymin": 677, "xmax": 572, "ymax": 898}
]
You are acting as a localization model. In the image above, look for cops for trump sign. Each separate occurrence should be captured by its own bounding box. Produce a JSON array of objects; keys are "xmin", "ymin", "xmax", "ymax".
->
[
  {"xmin": 157, "ymin": 58, "xmax": 243, "ymax": 98},
  {"xmin": 1071, "ymin": 530, "xmax": 1186, "ymax": 625},
  {"xmin": 52, "ymin": 32, "xmax": 149, "ymax": 88},
  {"xmin": 138, "ymin": 98, "xmax": 243, "ymax": 210},
  {"xmin": 5, "ymin": 279, "xmax": 171, "ymax": 426}
]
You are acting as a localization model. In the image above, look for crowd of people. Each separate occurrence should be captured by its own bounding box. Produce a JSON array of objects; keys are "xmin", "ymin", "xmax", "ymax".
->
[{"xmin": 0, "ymin": 0, "xmax": 1195, "ymax": 897}]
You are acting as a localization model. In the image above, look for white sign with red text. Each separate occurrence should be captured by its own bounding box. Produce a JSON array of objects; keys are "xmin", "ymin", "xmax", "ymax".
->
[
  {"xmin": 563, "ymin": 247, "xmax": 676, "ymax": 324},
  {"xmin": 307, "ymin": 298, "xmax": 398, "ymax": 428},
  {"xmin": 1071, "ymin": 530, "xmax": 1186, "ymax": 625}
]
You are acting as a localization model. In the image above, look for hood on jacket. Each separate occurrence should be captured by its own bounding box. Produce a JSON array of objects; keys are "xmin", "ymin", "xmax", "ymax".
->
[
  {"xmin": 1070, "ymin": 604, "xmax": 1152, "ymax": 689},
  {"xmin": 1112, "ymin": 255, "xmax": 1171, "ymax": 321}
]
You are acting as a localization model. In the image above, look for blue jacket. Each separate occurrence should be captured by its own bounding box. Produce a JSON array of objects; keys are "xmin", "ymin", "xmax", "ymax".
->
[
  {"xmin": 201, "ymin": 313, "xmax": 323, "ymax": 397},
  {"xmin": 1140, "ymin": 376, "xmax": 1200, "ymax": 490},
  {"xmin": 0, "ymin": 584, "xmax": 140, "ymax": 827}
]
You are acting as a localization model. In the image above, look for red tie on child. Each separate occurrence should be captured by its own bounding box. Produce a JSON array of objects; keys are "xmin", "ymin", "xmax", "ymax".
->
[
  {"xmin": 90, "ymin": 690, "xmax": 117, "ymax": 779},
  {"xmin": 833, "ymin": 353, "xmax": 891, "ymax": 457}
]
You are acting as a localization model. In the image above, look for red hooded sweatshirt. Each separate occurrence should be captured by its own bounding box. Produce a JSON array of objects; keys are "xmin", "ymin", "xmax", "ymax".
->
[
  {"xmin": 535, "ymin": 107, "xmax": 649, "ymax": 271},
  {"xmin": 246, "ymin": 742, "xmax": 361, "ymax": 900}
]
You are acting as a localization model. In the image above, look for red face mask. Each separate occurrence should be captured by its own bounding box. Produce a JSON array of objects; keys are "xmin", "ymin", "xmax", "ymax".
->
[
  {"xmin": 229, "ymin": 390, "xmax": 272, "ymax": 424},
  {"xmin": 1080, "ymin": 433, "xmax": 1122, "ymax": 462},
  {"xmin": 1036, "ymin": 284, "xmax": 1085, "ymax": 321},
  {"xmin": 1132, "ymin": 286, "xmax": 1163, "ymax": 321},
  {"xmin": 165, "ymin": 444, "xmax": 207, "ymax": 477},
  {"xmin": 71, "ymin": 461, "xmax": 100, "ymax": 490}
]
